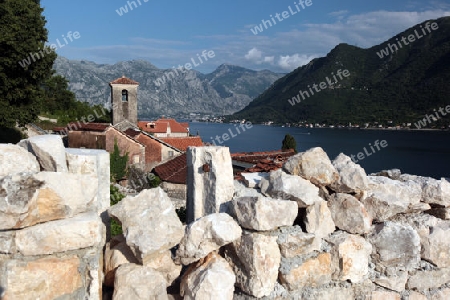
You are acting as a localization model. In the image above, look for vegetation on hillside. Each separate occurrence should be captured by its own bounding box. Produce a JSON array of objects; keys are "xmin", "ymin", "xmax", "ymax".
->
[{"xmin": 230, "ymin": 17, "xmax": 450, "ymax": 127}]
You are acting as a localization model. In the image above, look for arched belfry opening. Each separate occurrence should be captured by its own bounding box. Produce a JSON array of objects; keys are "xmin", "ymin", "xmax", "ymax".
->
[{"xmin": 109, "ymin": 76, "xmax": 139, "ymax": 125}]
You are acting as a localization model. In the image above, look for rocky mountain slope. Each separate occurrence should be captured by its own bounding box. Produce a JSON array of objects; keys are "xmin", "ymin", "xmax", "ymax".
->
[{"xmin": 53, "ymin": 58, "xmax": 283, "ymax": 119}]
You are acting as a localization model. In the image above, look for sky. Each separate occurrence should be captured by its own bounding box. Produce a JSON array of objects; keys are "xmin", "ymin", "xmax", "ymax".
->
[{"xmin": 40, "ymin": 0, "xmax": 450, "ymax": 73}]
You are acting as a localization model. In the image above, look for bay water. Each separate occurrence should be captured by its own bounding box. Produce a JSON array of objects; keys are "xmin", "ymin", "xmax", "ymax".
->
[{"xmin": 189, "ymin": 122, "xmax": 450, "ymax": 179}]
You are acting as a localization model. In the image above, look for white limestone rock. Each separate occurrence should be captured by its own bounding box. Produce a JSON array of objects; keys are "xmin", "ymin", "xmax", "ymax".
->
[
  {"xmin": 0, "ymin": 172, "xmax": 98, "ymax": 230},
  {"xmin": 327, "ymin": 232, "xmax": 372, "ymax": 283},
  {"xmin": 108, "ymin": 188, "xmax": 184, "ymax": 264},
  {"xmin": 0, "ymin": 144, "xmax": 39, "ymax": 178},
  {"xmin": 15, "ymin": 212, "xmax": 103, "ymax": 256},
  {"xmin": 224, "ymin": 232, "xmax": 281, "ymax": 298},
  {"xmin": 176, "ymin": 213, "xmax": 242, "ymax": 265},
  {"xmin": 328, "ymin": 193, "xmax": 372, "ymax": 234},
  {"xmin": 276, "ymin": 226, "xmax": 319, "ymax": 258},
  {"xmin": 186, "ymin": 146, "xmax": 234, "ymax": 224},
  {"xmin": 283, "ymin": 147, "xmax": 339, "ymax": 186},
  {"xmin": 113, "ymin": 263, "xmax": 168, "ymax": 300},
  {"xmin": 231, "ymin": 196, "xmax": 298, "ymax": 231},
  {"xmin": 18, "ymin": 135, "xmax": 68, "ymax": 172},
  {"xmin": 368, "ymin": 222, "xmax": 421, "ymax": 271},
  {"xmin": 180, "ymin": 252, "xmax": 235, "ymax": 300},
  {"xmin": 304, "ymin": 200, "xmax": 336, "ymax": 239},
  {"xmin": 331, "ymin": 153, "xmax": 369, "ymax": 194},
  {"xmin": 260, "ymin": 169, "xmax": 323, "ymax": 207}
]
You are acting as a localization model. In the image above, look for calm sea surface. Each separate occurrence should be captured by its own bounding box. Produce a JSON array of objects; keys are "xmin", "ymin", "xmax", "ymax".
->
[{"xmin": 189, "ymin": 122, "xmax": 450, "ymax": 179}]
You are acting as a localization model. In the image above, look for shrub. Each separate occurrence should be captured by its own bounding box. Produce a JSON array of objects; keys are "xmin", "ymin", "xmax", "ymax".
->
[
  {"xmin": 110, "ymin": 139, "xmax": 128, "ymax": 182},
  {"xmin": 110, "ymin": 185, "xmax": 125, "ymax": 237}
]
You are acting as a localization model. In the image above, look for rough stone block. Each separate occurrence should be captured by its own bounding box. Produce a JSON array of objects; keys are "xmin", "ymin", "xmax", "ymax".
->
[
  {"xmin": 108, "ymin": 188, "xmax": 184, "ymax": 264},
  {"xmin": 0, "ymin": 256, "xmax": 83, "ymax": 300},
  {"xmin": 186, "ymin": 147, "xmax": 234, "ymax": 223},
  {"xmin": 368, "ymin": 222, "xmax": 421, "ymax": 271},
  {"xmin": 283, "ymin": 147, "xmax": 339, "ymax": 186},
  {"xmin": 113, "ymin": 263, "xmax": 168, "ymax": 300},
  {"xmin": 18, "ymin": 135, "xmax": 68, "ymax": 172},
  {"xmin": 0, "ymin": 171, "xmax": 98, "ymax": 230},
  {"xmin": 328, "ymin": 193, "xmax": 372, "ymax": 234},
  {"xmin": 181, "ymin": 252, "xmax": 235, "ymax": 300},
  {"xmin": 261, "ymin": 169, "xmax": 323, "ymax": 207},
  {"xmin": 224, "ymin": 232, "xmax": 280, "ymax": 298},
  {"xmin": 279, "ymin": 253, "xmax": 332, "ymax": 290},
  {"xmin": 231, "ymin": 196, "xmax": 298, "ymax": 231},
  {"xmin": 15, "ymin": 212, "xmax": 103, "ymax": 256},
  {"xmin": 176, "ymin": 213, "xmax": 241, "ymax": 265},
  {"xmin": 0, "ymin": 144, "xmax": 39, "ymax": 178},
  {"xmin": 327, "ymin": 232, "xmax": 372, "ymax": 283},
  {"xmin": 331, "ymin": 153, "xmax": 369, "ymax": 194}
]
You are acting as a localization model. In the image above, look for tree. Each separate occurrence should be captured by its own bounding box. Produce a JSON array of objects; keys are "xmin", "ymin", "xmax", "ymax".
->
[
  {"xmin": 282, "ymin": 134, "xmax": 297, "ymax": 153},
  {"xmin": 0, "ymin": 0, "xmax": 57, "ymax": 128},
  {"xmin": 110, "ymin": 139, "xmax": 129, "ymax": 182}
]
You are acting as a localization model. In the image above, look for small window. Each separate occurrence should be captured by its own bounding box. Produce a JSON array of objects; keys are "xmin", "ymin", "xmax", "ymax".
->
[
  {"xmin": 168, "ymin": 151, "xmax": 174, "ymax": 157},
  {"xmin": 122, "ymin": 90, "xmax": 128, "ymax": 102},
  {"xmin": 133, "ymin": 155, "xmax": 140, "ymax": 164}
]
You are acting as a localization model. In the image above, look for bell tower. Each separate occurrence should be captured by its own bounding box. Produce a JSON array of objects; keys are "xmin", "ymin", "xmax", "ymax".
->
[{"xmin": 109, "ymin": 76, "xmax": 139, "ymax": 125}]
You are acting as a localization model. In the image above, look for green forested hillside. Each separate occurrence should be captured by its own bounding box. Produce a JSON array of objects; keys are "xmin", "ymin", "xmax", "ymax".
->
[{"xmin": 231, "ymin": 17, "xmax": 450, "ymax": 127}]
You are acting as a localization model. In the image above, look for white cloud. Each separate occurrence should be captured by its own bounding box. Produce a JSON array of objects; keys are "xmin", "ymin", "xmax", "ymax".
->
[
  {"xmin": 245, "ymin": 47, "xmax": 262, "ymax": 61},
  {"xmin": 70, "ymin": 8, "xmax": 450, "ymax": 73},
  {"xmin": 264, "ymin": 56, "xmax": 275, "ymax": 64},
  {"xmin": 277, "ymin": 54, "xmax": 318, "ymax": 71}
]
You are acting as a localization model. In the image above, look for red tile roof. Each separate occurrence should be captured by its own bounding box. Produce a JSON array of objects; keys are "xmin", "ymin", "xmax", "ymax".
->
[
  {"xmin": 110, "ymin": 76, "xmax": 139, "ymax": 85},
  {"xmin": 59, "ymin": 122, "xmax": 110, "ymax": 132},
  {"xmin": 154, "ymin": 153, "xmax": 187, "ymax": 184},
  {"xmin": 123, "ymin": 128, "xmax": 141, "ymax": 138},
  {"xmin": 137, "ymin": 121, "xmax": 168, "ymax": 133},
  {"xmin": 231, "ymin": 149, "xmax": 295, "ymax": 165},
  {"xmin": 138, "ymin": 119, "xmax": 189, "ymax": 134},
  {"xmin": 160, "ymin": 136, "xmax": 203, "ymax": 151}
]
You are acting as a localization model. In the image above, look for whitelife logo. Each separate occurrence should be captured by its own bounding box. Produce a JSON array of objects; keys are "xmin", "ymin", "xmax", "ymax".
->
[
  {"xmin": 250, "ymin": 0, "xmax": 313, "ymax": 35},
  {"xmin": 19, "ymin": 31, "xmax": 81, "ymax": 68},
  {"xmin": 116, "ymin": 0, "xmax": 149, "ymax": 16},
  {"xmin": 154, "ymin": 50, "xmax": 215, "ymax": 87},
  {"xmin": 287, "ymin": 69, "xmax": 350, "ymax": 106},
  {"xmin": 376, "ymin": 21, "xmax": 439, "ymax": 59},
  {"xmin": 414, "ymin": 105, "xmax": 450, "ymax": 129}
]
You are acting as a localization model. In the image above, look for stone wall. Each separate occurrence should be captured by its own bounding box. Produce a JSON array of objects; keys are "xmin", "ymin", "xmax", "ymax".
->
[
  {"xmin": 3, "ymin": 138, "xmax": 450, "ymax": 299},
  {"xmin": 0, "ymin": 135, "xmax": 109, "ymax": 300},
  {"xmin": 161, "ymin": 181, "xmax": 186, "ymax": 210}
]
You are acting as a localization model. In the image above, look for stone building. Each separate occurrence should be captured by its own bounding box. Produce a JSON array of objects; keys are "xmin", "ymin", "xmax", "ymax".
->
[
  {"xmin": 110, "ymin": 76, "xmax": 139, "ymax": 125},
  {"xmin": 61, "ymin": 76, "xmax": 203, "ymax": 171}
]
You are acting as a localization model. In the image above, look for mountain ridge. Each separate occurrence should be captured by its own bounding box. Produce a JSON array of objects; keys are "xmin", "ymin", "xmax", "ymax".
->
[{"xmin": 53, "ymin": 57, "xmax": 284, "ymax": 119}]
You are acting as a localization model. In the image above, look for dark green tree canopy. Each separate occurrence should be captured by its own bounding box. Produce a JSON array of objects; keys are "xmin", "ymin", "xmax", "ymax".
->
[
  {"xmin": 0, "ymin": 0, "xmax": 56, "ymax": 127},
  {"xmin": 282, "ymin": 134, "xmax": 297, "ymax": 153}
]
